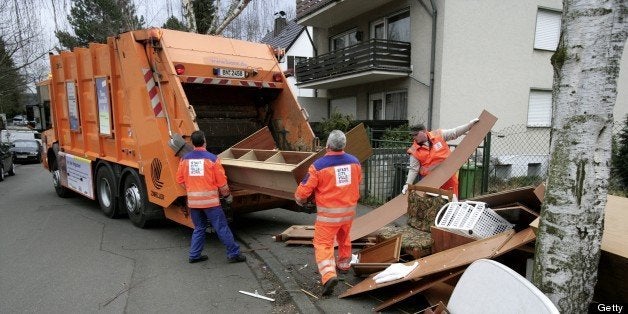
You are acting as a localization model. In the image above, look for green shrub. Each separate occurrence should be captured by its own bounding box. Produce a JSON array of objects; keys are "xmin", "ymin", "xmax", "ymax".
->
[{"xmin": 318, "ymin": 112, "xmax": 359, "ymax": 142}]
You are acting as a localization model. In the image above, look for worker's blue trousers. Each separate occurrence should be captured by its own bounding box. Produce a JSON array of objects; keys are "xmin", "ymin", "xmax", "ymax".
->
[{"xmin": 189, "ymin": 206, "xmax": 241, "ymax": 260}]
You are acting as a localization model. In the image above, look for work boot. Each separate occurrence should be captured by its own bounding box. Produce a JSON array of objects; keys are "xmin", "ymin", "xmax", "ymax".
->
[
  {"xmin": 228, "ymin": 254, "xmax": 246, "ymax": 263},
  {"xmin": 189, "ymin": 255, "xmax": 209, "ymax": 263},
  {"xmin": 322, "ymin": 277, "xmax": 338, "ymax": 296}
]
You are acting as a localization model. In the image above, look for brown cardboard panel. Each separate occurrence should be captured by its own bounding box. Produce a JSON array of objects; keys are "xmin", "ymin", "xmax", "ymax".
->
[
  {"xmin": 349, "ymin": 110, "xmax": 497, "ymax": 241},
  {"xmin": 339, "ymin": 230, "xmax": 514, "ymax": 298},
  {"xmin": 274, "ymin": 225, "xmax": 315, "ymax": 242},
  {"xmin": 357, "ymin": 233, "xmax": 402, "ymax": 263},
  {"xmin": 344, "ymin": 123, "xmax": 373, "ymax": 162},
  {"xmin": 374, "ymin": 268, "xmax": 464, "ymax": 312}
]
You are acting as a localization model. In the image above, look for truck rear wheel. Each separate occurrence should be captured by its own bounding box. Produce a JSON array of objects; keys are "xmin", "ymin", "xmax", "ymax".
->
[
  {"xmin": 123, "ymin": 170, "xmax": 161, "ymax": 228},
  {"xmin": 51, "ymin": 159, "xmax": 71, "ymax": 198},
  {"xmin": 97, "ymin": 164, "xmax": 120, "ymax": 218}
]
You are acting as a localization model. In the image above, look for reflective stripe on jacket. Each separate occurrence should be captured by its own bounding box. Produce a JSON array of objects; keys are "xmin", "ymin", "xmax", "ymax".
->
[
  {"xmin": 176, "ymin": 147, "xmax": 227, "ymax": 209},
  {"xmin": 406, "ymin": 130, "xmax": 450, "ymax": 176},
  {"xmin": 295, "ymin": 151, "xmax": 362, "ymax": 225}
]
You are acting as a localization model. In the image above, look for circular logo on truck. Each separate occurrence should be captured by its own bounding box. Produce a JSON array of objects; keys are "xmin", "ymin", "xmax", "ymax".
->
[{"xmin": 151, "ymin": 158, "xmax": 164, "ymax": 189}]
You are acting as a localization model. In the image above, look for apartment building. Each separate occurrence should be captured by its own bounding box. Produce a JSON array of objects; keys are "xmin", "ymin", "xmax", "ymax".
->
[{"xmin": 295, "ymin": 0, "xmax": 627, "ymax": 178}]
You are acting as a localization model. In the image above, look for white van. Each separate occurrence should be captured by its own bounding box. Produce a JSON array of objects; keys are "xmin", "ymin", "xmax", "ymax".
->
[{"xmin": 0, "ymin": 126, "xmax": 40, "ymax": 144}]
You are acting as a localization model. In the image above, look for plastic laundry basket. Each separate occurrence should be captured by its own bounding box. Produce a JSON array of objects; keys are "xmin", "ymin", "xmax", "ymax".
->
[{"xmin": 435, "ymin": 201, "xmax": 514, "ymax": 239}]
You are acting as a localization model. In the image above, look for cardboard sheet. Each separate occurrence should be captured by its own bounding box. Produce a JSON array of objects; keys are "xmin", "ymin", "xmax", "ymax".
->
[{"xmin": 349, "ymin": 110, "xmax": 497, "ymax": 241}]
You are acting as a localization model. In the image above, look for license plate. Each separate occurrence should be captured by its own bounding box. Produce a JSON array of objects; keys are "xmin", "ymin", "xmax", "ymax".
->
[
  {"xmin": 216, "ymin": 68, "xmax": 245, "ymax": 78},
  {"xmin": 17, "ymin": 155, "xmax": 26, "ymax": 158}
]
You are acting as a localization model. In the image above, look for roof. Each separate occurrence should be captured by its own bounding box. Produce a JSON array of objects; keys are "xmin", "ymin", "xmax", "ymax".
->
[{"xmin": 260, "ymin": 20, "xmax": 305, "ymax": 51}]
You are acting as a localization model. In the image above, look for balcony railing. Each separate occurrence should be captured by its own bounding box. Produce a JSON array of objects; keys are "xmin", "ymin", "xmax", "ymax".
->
[
  {"xmin": 296, "ymin": 0, "xmax": 334, "ymax": 20},
  {"xmin": 295, "ymin": 39, "xmax": 411, "ymax": 84}
]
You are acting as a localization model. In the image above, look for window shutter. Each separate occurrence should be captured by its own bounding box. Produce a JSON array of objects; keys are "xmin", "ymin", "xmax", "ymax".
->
[
  {"xmin": 527, "ymin": 90, "xmax": 552, "ymax": 127},
  {"xmin": 534, "ymin": 9, "xmax": 561, "ymax": 51}
]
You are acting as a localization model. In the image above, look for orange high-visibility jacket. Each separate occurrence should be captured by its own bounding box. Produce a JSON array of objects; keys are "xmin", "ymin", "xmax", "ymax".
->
[
  {"xmin": 407, "ymin": 130, "xmax": 450, "ymax": 177},
  {"xmin": 295, "ymin": 151, "xmax": 362, "ymax": 225},
  {"xmin": 176, "ymin": 147, "xmax": 227, "ymax": 209}
]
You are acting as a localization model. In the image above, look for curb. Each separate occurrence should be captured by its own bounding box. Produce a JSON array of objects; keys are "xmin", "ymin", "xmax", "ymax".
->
[{"xmin": 237, "ymin": 231, "xmax": 320, "ymax": 314}]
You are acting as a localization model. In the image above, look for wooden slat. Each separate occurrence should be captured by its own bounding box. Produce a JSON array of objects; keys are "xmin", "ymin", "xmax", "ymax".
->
[
  {"xmin": 373, "ymin": 268, "xmax": 465, "ymax": 312},
  {"xmin": 231, "ymin": 126, "xmax": 276, "ymax": 149},
  {"xmin": 430, "ymin": 226, "xmax": 475, "ymax": 254},
  {"xmin": 349, "ymin": 111, "xmax": 497, "ymax": 241},
  {"xmin": 339, "ymin": 230, "xmax": 514, "ymax": 298}
]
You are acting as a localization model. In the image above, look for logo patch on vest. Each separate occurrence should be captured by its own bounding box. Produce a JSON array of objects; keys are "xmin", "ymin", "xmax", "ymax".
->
[
  {"xmin": 434, "ymin": 142, "xmax": 443, "ymax": 150},
  {"xmin": 334, "ymin": 165, "xmax": 351, "ymax": 187},
  {"xmin": 189, "ymin": 159, "xmax": 204, "ymax": 176}
]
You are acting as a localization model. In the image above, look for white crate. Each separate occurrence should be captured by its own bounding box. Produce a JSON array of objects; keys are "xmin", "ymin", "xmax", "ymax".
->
[{"xmin": 435, "ymin": 201, "xmax": 514, "ymax": 239}]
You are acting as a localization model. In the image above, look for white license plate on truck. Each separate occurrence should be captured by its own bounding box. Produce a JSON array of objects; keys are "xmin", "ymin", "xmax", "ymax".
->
[{"xmin": 216, "ymin": 68, "xmax": 245, "ymax": 78}]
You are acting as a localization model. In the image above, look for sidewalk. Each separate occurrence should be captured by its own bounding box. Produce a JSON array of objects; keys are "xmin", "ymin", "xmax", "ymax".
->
[{"xmin": 235, "ymin": 204, "xmax": 424, "ymax": 313}]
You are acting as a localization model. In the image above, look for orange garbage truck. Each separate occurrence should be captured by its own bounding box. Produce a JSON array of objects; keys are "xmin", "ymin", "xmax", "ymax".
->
[{"xmin": 41, "ymin": 28, "xmax": 318, "ymax": 228}]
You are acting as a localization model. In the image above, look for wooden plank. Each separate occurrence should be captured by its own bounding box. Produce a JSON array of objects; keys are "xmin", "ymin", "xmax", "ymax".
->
[
  {"xmin": 430, "ymin": 226, "xmax": 475, "ymax": 254},
  {"xmin": 602, "ymin": 195, "xmax": 628, "ymax": 258},
  {"xmin": 492, "ymin": 227, "xmax": 536, "ymax": 257},
  {"xmin": 357, "ymin": 233, "xmax": 402, "ymax": 263},
  {"xmin": 469, "ymin": 186, "xmax": 542, "ymax": 212},
  {"xmin": 373, "ymin": 268, "xmax": 465, "ymax": 312},
  {"xmin": 349, "ymin": 111, "xmax": 497, "ymax": 241},
  {"xmin": 274, "ymin": 225, "xmax": 315, "ymax": 242},
  {"xmin": 351, "ymin": 263, "xmax": 392, "ymax": 276},
  {"xmin": 339, "ymin": 230, "xmax": 514, "ymax": 298},
  {"xmin": 231, "ymin": 126, "xmax": 276, "ymax": 150}
]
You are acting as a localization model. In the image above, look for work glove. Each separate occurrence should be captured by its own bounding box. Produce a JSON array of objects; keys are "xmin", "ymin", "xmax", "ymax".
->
[
  {"xmin": 224, "ymin": 194, "xmax": 233, "ymax": 204},
  {"xmin": 373, "ymin": 262, "xmax": 419, "ymax": 284},
  {"xmin": 401, "ymin": 184, "xmax": 409, "ymax": 195}
]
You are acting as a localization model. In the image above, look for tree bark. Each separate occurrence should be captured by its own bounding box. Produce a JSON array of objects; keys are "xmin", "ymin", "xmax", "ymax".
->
[
  {"xmin": 533, "ymin": 0, "xmax": 627, "ymax": 312},
  {"xmin": 210, "ymin": 0, "xmax": 252, "ymax": 35},
  {"xmin": 182, "ymin": 0, "xmax": 197, "ymax": 33}
]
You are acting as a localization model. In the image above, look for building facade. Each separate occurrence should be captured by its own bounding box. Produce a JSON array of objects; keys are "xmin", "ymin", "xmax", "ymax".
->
[{"xmin": 295, "ymin": 0, "xmax": 628, "ymax": 178}]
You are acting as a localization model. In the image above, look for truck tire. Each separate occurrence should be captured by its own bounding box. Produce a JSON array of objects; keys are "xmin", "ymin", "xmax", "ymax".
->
[
  {"xmin": 8, "ymin": 163, "xmax": 15, "ymax": 176},
  {"xmin": 0, "ymin": 166, "xmax": 4, "ymax": 181},
  {"xmin": 51, "ymin": 159, "xmax": 72, "ymax": 198},
  {"xmin": 96, "ymin": 164, "xmax": 120, "ymax": 218},
  {"xmin": 123, "ymin": 170, "xmax": 161, "ymax": 228}
]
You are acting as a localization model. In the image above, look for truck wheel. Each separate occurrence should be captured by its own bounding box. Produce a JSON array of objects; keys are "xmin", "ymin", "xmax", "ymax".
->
[
  {"xmin": 8, "ymin": 163, "xmax": 15, "ymax": 176},
  {"xmin": 0, "ymin": 166, "xmax": 4, "ymax": 181},
  {"xmin": 123, "ymin": 170, "xmax": 161, "ymax": 228},
  {"xmin": 97, "ymin": 164, "xmax": 119, "ymax": 218},
  {"xmin": 51, "ymin": 160, "xmax": 71, "ymax": 198}
]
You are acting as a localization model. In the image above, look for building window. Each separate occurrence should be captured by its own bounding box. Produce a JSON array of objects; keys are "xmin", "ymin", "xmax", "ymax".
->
[
  {"xmin": 534, "ymin": 9, "xmax": 561, "ymax": 51},
  {"xmin": 370, "ymin": 10, "xmax": 410, "ymax": 42},
  {"xmin": 330, "ymin": 29, "xmax": 359, "ymax": 51},
  {"xmin": 370, "ymin": 90, "xmax": 407, "ymax": 120},
  {"xmin": 287, "ymin": 56, "xmax": 307, "ymax": 78},
  {"xmin": 527, "ymin": 90, "xmax": 552, "ymax": 127}
]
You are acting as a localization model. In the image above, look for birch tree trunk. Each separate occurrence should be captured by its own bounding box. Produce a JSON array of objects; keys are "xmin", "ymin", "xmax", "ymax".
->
[
  {"xmin": 182, "ymin": 0, "xmax": 197, "ymax": 33},
  {"xmin": 533, "ymin": 0, "xmax": 627, "ymax": 312}
]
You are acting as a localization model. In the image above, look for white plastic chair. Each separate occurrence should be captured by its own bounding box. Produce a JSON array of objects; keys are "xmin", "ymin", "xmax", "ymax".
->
[{"xmin": 448, "ymin": 259, "xmax": 560, "ymax": 314}]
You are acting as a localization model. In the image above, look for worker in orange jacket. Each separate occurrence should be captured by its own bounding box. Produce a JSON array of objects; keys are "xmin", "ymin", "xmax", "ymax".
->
[
  {"xmin": 402, "ymin": 119, "xmax": 479, "ymax": 196},
  {"xmin": 176, "ymin": 130, "xmax": 246, "ymax": 264},
  {"xmin": 295, "ymin": 130, "xmax": 362, "ymax": 296}
]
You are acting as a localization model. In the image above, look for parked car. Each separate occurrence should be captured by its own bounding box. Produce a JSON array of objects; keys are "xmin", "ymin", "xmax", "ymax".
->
[
  {"xmin": 0, "ymin": 142, "xmax": 16, "ymax": 181},
  {"xmin": 10, "ymin": 139, "xmax": 42, "ymax": 163},
  {"xmin": 12, "ymin": 115, "xmax": 27, "ymax": 126}
]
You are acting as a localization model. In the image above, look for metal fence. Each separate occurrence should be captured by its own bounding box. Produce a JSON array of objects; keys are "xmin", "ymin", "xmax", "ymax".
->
[{"xmin": 362, "ymin": 121, "xmax": 625, "ymax": 205}]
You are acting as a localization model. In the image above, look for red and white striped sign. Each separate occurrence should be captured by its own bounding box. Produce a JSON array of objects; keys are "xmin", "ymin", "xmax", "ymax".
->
[
  {"xmin": 180, "ymin": 76, "xmax": 281, "ymax": 89},
  {"xmin": 142, "ymin": 68, "xmax": 165, "ymax": 117}
]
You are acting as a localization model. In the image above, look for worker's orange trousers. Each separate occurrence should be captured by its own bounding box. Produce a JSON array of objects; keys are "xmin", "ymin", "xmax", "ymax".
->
[
  {"xmin": 313, "ymin": 220, "xmax": 352, "ymax": 285},
  {"xmin": 441, "ymin": 174, "xmax": 459, "ymax": 196}
]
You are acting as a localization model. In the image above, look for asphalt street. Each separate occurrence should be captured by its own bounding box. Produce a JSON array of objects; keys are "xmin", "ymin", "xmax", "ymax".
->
[{"xmin": 0, "ymin": 163, "xmax": 426, "ymax": 313}]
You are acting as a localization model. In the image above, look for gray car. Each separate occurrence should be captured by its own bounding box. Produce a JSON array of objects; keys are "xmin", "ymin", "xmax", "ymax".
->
[
  {"xmin": 0, "ymin": 142, "xmax": 16, "ymax": 181},
  {"xmin": 10, "ymin": 139, "xmax": 42, "ymax": 163}
]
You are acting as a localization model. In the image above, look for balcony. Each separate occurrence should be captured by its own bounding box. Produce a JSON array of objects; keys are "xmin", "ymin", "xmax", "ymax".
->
[
  {"xmin": 297, "ymin": 0, "xmax": 396, "ymax": 28},
  {"xmin": 296, "ymin": 39, "xmax": 411, "ymax": 89}
]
